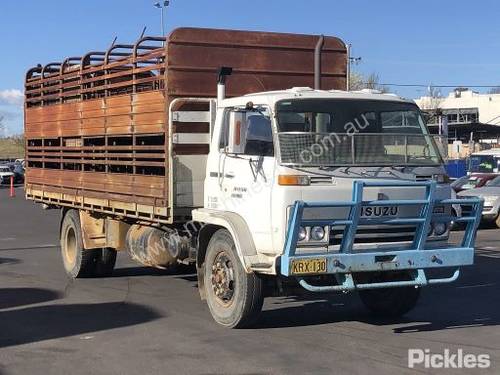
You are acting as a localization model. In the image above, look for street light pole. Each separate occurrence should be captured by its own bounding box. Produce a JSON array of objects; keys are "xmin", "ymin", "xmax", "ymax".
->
[
  {"xmin": 160, "ymin": 6, "xmax": 164, "ymax": 36},
  {"xmin": 346, "ymin": 43, "xmax": 361, "ymax": 91},
  {"xmin": 154, "ymin": 1, "xmax": 170, "ymax": 36}
]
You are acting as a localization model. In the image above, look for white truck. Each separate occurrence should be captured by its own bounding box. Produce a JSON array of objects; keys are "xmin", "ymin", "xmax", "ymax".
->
[
  {"xmin": 190, "ymin": 85, "xmax": 482, "ymax": 327},
  {"xmin": 24, "ymin": 28, "xmax": 482, "ymax": 328}
]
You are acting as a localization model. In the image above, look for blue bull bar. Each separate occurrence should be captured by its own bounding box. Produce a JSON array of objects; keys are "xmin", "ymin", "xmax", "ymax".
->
[{"xmin": 280, "ymin": 180, "xmax": 483, "ymax": 292}]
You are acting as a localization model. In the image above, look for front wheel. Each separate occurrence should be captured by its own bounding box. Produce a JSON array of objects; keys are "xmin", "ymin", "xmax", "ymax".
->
[
  {"xmin": 203, "ymin": 229, "xmax": 263, "ymax": 328},
  {"xmin": 495, "ymin": 214, "xmax": 500, "ymax": 229},
  {"xmin": 358, "ymin": 273, "xmax": 421, "ymax": 318}
]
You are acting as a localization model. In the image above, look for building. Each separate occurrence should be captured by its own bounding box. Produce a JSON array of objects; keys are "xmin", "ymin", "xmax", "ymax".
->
[{"xmin": 415, "ymin": 89, "xmax": 500, "ymax": 148}]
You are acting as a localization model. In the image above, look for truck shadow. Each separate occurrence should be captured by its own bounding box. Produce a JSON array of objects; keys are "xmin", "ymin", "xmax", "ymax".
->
[
  {"xmin": 0, "ymin": 300, "xmax": 162, "ymax": 348},
  {"xmin": 0, "ymin": 287, "xmax": 61, "ymax": 309},
  {"xmin": 255, "ymin": 249, "xmax": 500, "ymax": 331},
  {"xmin": 0, "ymin": 257, "xmax": 21, "ymax": 266},
  {"xmin": 112, "ymin": 264, "xmax": 196, "ymax": 279}
]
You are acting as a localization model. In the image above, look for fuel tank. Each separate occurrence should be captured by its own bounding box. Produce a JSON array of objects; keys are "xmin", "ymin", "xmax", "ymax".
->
[{"xmin": 125, "ymin": 225, "xmax": 189, "ymax": 269}]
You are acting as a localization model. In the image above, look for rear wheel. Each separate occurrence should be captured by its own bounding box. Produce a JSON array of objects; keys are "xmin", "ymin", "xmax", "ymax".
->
[
  {"xmin": 60, "ymin": 210, "xmax": 98, "ymax": 278},
  {"xmin": 95, "ymin": 248, "xmax": 117, "ymax": 277},
  {"xmin": 61, "ymin": 211, "xmax": 117, "ymax": 278},
  {"xmin": 358, "ymin": 272, "xmax": 421, "ymax": 318},
  {"xmin": 203, "ymin": 229, "xmax": 263, "ymax": 328}
]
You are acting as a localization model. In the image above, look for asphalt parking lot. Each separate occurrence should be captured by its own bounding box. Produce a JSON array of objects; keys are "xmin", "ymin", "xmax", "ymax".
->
[{"xmin": 0, "ymin": 186, "xmax": 499, "ymax": 375}]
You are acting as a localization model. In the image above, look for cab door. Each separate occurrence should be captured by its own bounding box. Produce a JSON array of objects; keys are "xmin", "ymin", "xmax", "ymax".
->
[{"xmin": 217, "ymin": 108, "xmax": 275, "ymax": 253}]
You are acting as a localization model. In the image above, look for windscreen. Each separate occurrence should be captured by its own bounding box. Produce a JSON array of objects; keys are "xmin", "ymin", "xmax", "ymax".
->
[{"xmin": 276, "ymin": 99, "xmax": 445, "ymax": 166}]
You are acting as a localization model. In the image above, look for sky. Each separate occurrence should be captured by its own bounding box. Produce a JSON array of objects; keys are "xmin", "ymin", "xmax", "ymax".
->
[{"xmin": 1, "ymin": 0, "xmax": 500, "ymax": 135}]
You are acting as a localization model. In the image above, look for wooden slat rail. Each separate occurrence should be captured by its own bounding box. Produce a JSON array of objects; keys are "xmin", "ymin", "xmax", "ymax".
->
[{"xmin": 24, "ymin": 28, "xmax": 347, "ymax": 224}]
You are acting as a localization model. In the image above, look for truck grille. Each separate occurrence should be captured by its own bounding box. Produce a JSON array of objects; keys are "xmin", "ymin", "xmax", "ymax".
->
[{"xmin": 329, "ymin": 225, "xmax": 416, "ymax": 245}]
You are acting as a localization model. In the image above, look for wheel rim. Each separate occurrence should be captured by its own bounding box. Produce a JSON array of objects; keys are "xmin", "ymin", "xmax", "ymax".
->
[
  {"xmin": 210, "ymin": 251, "xmax": 235, "ymax": 306},
  {"xmin": 63, "ymin": 227, "xmax": 77, "ymax": 267}
]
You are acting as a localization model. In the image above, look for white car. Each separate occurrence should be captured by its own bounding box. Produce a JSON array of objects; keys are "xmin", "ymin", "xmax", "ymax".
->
[
  {"xmin": 0, "ymin": 165, "xmax": 14, "ymax": 184},
  {"xmin": 458, "ymin": 176, "xmax": 500, "ymax": 228}
]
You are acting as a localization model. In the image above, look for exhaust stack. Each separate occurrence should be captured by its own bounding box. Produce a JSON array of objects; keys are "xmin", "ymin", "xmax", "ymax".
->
[
  {"xmin": 217, "ymin": 66, "xmax": 233, "ymax": 105},
  {"xmin": 314, "ymin": 35, "xmax": 324, "ymax": 90}
]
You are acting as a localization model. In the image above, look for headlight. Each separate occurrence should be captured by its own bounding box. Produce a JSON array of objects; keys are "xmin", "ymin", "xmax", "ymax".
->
[
  {"xmin": 433, "ymin": 222, "xmax": 447, "ymax": 236},
  {"xmin": 298, "ymin": 226, "xmax": 307, "ymax": 241},
  {"xmin": 483, "ymin": 196, "xmax": 498, "ymax": 205},
  {"xmin": 310, "ymin": 226, "xmax": 325, "ymax": 241}
]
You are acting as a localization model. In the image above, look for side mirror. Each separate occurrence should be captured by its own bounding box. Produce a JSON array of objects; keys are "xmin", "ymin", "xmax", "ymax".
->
[{"xmin": 226, "ymin": 111, "xmax": 247, "ymax": 154}]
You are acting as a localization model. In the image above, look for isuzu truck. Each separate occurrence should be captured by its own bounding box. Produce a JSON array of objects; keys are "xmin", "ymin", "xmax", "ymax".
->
[{"xmin": 24, "ymin": 28, "xmax": 482, "ymax": 327}]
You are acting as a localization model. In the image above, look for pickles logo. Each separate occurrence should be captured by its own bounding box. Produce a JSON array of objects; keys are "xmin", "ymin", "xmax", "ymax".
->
[{"xmin": 408, "ymin": 349, "xmax": 490, "ymax": 369}]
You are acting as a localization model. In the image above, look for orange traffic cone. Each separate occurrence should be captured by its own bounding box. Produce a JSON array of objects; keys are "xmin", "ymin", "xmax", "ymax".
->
[{"xmin": 10, "ymin": 175, "xmax": 15, "ymax": 198}]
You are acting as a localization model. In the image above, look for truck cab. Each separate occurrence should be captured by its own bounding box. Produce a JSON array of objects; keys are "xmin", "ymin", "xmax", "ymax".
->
[{"xmin": 192, "ymin": 87, "xmax": 483, "ymax": 327}]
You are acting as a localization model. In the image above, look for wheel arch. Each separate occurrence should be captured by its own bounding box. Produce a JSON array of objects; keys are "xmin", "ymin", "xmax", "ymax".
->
[
  {"xmin": 193, "ymin": 209, "xmax": 258, "ymax": 300},
  {"xmin": 193, "ymin": 209, "xmax": 258, "ymax": 271}
]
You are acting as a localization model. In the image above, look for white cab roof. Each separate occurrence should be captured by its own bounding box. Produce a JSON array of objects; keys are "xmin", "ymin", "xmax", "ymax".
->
[{"xmin": 221, "ymin": 87, "xmax": 414, "ymax": 107}]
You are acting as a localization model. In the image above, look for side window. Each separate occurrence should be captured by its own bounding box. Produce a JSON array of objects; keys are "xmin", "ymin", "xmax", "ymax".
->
[{"xmin": 245, "ymin": 113, "xmax": 273, "ymax": 156}]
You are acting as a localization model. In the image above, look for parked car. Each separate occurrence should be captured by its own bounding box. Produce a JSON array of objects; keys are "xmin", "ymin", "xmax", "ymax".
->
[
  {"xmin": 0, "ymin": 165, "xmax": 15, "ymax": 185},
  {"xmin": 10, "ymin": 163, "xmax": 25, "ymax": 183},
  {"xmin": 458, "ymin": 176, "xmax": 500, "ymax": 228},
  {"xmin": 451, "ymin": 174, "xmax": 497, "ymax": 193}
]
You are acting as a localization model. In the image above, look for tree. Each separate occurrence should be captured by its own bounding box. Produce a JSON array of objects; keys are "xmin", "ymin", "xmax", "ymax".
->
[
  {"xmin": 419, "ymin": 85, "xmax": 443, "ymax": 111},
  {"xmin": 348, "ymin": 71, "xmax": 365, "ymax": 91},
  {"xmin": 0, "ymin": 115, "xmax": 4, "ymax": 136},
  {"xmin": 418, "ymin": 85, "xmax": 444, "ymax": 126},
  {"xmin": 349, "ymin": 72, "xmax": 389, "ymax": 93},
  {"xmin": 11, "ymin": 134, "xmax": 25, "ymax": 151},
  {"xmin": 363, "ymin": 73, "xmax": 389, "ymax": 93}
]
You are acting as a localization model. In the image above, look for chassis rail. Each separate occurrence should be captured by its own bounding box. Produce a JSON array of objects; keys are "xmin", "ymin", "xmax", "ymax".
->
[{"xmin": 280, "ymin": 180, "xmax": 483, "ymax": 291}]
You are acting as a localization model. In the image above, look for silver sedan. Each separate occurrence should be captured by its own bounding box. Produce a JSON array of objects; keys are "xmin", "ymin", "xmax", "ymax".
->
[{"xmin": 458, "ymin": 175, "xmax": 500, "ymax": 228}]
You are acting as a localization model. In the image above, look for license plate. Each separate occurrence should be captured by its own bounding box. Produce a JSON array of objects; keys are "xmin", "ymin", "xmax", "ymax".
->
[
  {"xmin": 291, "ymin": 258, "xmax": 327, "ymax": 275},
  {"xmin": 361, "ymin": 206, "xmax": 399, "ymax": 217}
]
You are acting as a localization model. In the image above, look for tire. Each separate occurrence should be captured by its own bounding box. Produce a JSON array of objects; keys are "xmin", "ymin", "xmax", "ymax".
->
[
  {"xmin": 358, "ymin": 272, "xmax": 421, "ymax": 318},
  {"xmin": 203, "ymin": 229, "xmax": 264, "ymax": 328},
  {"xmin": 495, "ymin": 214, "xmax": 500, "ymax": 229},
  {"xmin": 60, "ymin": 210, "xmax": 99, "ymax": 278},
  {"xmin": 95, "ymin": 248, "xmax": 117, "ymax": 277}
]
